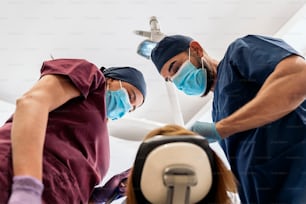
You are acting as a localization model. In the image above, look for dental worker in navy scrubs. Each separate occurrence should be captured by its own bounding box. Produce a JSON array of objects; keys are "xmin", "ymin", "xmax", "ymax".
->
[{"xmin": 151, "ymin": 34, "xmax": 306, "ymax": 204}]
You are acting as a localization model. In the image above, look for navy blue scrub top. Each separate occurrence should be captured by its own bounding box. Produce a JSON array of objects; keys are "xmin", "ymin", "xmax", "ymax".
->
[{"xmin": 212, "ymin": 35, "xmax": 306, "ymax": 204}]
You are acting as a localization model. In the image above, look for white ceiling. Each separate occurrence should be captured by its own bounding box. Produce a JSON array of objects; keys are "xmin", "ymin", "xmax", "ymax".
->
[{"xmin": 0, "ymin": 0, "xmax": 305, "ymax": 141}]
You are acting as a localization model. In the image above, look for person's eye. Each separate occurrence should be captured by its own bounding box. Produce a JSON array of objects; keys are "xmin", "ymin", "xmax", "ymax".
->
[
  {"xmin": 168, "ymin": 61, "xmax": 176, "ymax": 74},
  {"xmin": 172, "ymin": 66, "xmax": 179, "ymax": 75},
  {"xmin": 169, "ymin": 66, "xmax": 180, "ymax": 80},
  {"xmin": 128, "ymin": 92, "xmax": 132, "ymax": 102}
]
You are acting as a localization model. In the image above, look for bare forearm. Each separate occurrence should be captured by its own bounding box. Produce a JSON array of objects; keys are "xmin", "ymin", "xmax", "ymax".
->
[
  {"xmin": 10, "ymin": 74, "xmax": 81, "ymax": 181},
  {"xmin": 11, "ymin": 98, "xmax": 49, "ymax": 181},
  {"xmin": 217, "ymin": 87, "xmax": 303, "ymax": 137}
]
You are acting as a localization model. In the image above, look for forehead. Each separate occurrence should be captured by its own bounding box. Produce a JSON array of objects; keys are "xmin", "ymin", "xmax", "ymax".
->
[{"xmin": 160, "ymin": 52, "xmax": 188, "ymax": 78}]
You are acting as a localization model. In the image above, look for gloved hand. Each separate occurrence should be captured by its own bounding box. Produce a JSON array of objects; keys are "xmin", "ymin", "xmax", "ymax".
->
[
  {"xmin": 89, "ymin": 168, "xmax": 130, "ymax": 203},
  {"xmin": 190, "ymin": 121, "xmax": 222, "ymax": 143},
  {"xmin": 8, "ymin": 176, "xmax": 44, "ymax": 204}
]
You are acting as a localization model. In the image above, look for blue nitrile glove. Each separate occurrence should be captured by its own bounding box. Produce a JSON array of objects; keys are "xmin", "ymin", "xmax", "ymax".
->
[
  {"xmin": 90, "ymin": 168, "xmax": 130, "ymax": 204},
  {"xmin": 8, "ymin": 176, "xmax": 44, "ymax": 204},
  {"xmin": 190, "ymin": 121, "xmax": 222, "ymax": 143}
]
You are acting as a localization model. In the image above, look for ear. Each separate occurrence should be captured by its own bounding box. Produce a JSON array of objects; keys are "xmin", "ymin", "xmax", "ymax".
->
[{"xmin": 190, "ymin": 41, "xmax": 204, "ymax": 57}]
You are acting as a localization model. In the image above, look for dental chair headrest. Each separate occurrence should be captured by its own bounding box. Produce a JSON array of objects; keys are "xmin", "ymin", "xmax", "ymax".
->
[{"xmin": 131, "ymin": 135, "xmax": 215, "ymax": 204}]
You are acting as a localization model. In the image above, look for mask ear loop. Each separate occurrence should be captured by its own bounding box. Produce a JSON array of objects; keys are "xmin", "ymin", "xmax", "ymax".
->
[
  {"xmin": 201, "ymin": 55, "xmax": 210, "ymax": 69},
  {"xmin": 200, "ymin": 57, "xmax": 208, "ymax": 95},
  {"xmin": 119, "ymin": 80, "xmax": 123, "ymax": 89},
  {"xmin": 201, "ymin": 57, "xmax": 204, "ymax": 70},
  {"xmin": 119, "ymin": 80, "xmax": 133, "ymax": 112},
  {"xmin": 106, "ymin": 78, "xmax": 110, "ymax": 90},
  {"xmin": 119, "ymin": 80, "xmax": 129, "ymax": 101},
  {"xmin": 188, "ymin": 48, "xmax": 191, "ymax": 62}
]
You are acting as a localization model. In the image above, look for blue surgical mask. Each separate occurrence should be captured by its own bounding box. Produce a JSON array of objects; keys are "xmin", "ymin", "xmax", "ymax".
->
[
  {"xmin": 106, "ymin": 81, "xmax": 132, "ymax": 120},
  {"xmin": 172, "ymin": 50, "xmax": 207, "ymax": 96}
]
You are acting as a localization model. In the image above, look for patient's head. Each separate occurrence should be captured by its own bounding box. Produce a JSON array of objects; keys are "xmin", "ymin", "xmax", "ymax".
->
[{"xmin": 126, "ymin": 124, "xmax": 237, "ymax": 204}]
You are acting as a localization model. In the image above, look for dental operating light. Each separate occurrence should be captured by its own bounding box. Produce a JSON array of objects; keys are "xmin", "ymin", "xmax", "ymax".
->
[{"xmin": 134, "ymin": 16, "xmax": 166, "ymax": 59}]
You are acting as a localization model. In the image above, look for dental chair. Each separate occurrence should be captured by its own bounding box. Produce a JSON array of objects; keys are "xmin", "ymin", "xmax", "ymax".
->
[{"xmin": 131, "ymin": 135, "xmax": 216, "ymax": 204}]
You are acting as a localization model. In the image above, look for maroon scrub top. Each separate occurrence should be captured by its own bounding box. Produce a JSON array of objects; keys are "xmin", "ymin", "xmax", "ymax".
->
[{"xmin": 0, "ymin": 59, "xmax": 110, "ymax": 204}]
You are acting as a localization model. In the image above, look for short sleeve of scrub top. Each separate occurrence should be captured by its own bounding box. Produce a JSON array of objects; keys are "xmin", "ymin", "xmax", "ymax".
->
[
  {"xmin": 40, "ymin": 58, "xmax": 104, "ymax": 98},
  {"xmin": 226, "ymin": 35, "xmax": 302, "ymax": 84}
]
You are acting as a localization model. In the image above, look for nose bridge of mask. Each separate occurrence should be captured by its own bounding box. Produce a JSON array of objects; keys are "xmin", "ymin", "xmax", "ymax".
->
[{"xmin": 119, "ymin": 80, "xmax": 123, "ymax": 89}]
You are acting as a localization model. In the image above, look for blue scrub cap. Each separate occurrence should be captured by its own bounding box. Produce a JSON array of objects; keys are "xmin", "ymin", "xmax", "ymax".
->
[
  {"xmin": 102, "ymin": 66, "xmax": 147, "ymax": 102},
  {"xmin": 151, "ymin": 35, "xmax": 193, "ymax": 73}
]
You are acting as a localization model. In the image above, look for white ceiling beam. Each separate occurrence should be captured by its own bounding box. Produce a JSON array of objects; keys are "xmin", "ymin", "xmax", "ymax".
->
[
  {"xmin": 274, "ymin": 3, "xmax": 306, "ymax": 38},
  {"xmin": 274, "ymin": 3, "xmax": 306, "ymax": 56},
  {"xmin": 164, "ymin": 82, "xmax": 185, "ymax": 126}
]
